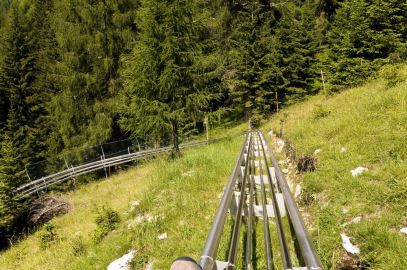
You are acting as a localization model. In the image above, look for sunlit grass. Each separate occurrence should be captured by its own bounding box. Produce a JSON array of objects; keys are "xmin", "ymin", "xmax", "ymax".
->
[
  {"xmin": 0, "ymin": 137, "xmax": 244, "ymax": 269},
  {"xmin": 265, "ymin": 64, "xmax": 407, "ymax": 269}
]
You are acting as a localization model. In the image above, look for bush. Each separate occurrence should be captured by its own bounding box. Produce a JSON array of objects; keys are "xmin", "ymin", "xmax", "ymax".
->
[
  {"xmin": 130, "ymin": 252, "xmax": 149, "ymax": 269},
  {"xmin": 93, "ymin": 206, "xmax": 120, "ymax": 243},
  {"xmin": 250, "ymin": 114, "xmax": 262, "ymax": 129},
  {"xmin": 379, "ymin": 64, "xmax": 406, "ymax": 88},
  {"xmin": 39, "ymin": 223, "xmax": 58, "ymax": 249},
  {"xmin": 312, "ymin": 104, "xmax": 330, "ymax": 120},
  {"xmin": 70, "ymin": 234, "xmax": 86, "ymax": 255}
]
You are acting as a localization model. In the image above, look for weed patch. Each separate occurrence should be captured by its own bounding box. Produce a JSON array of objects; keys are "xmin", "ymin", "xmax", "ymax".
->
[
  {"xmin": 38, "ymin": 224, "xmax": 58, "ymax": 249},
  {"xmin": 93, "ymin": 206, "xmax": 120, "ymax": 243}
]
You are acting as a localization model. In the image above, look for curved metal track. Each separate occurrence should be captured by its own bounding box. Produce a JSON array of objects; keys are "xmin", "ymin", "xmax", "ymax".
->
[{"xmin": 15, "ymin": 134, "xmax": 242, "ymax": 197}]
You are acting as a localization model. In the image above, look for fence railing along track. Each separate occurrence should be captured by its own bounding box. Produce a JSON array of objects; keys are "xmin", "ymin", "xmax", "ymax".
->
[
  {"xmin": 188, "ymin": 130, "xmax": 322, "ymax": 270},
  {"xmin": 16, "ymin": 134, "xmax": 242, "ymax": 197}
]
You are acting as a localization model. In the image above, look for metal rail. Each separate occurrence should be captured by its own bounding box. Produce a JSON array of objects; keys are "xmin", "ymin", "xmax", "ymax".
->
[
  {"xmin": 198, "ymin": 132, "xmax": 251, "ymax": 270},
  {"xmin": 259, "ymin": 131, "xmax": 322, "ymax": 269},
  {"xmin": 194, "ymin": 130, "xmax": 322, "ymax": 270},
  {"xmin": 15, "ymin": 134, "xmax": 242, "ymax": 197}
]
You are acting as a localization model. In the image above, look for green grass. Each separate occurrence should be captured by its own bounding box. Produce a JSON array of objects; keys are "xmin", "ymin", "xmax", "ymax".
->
[
  {"xmin": 264, "ymin": 64, "xmax": 407, "ymax": 269},
  {"xmin": 0, "ymin": 136, "xmax": 244, "ymax": 269}
]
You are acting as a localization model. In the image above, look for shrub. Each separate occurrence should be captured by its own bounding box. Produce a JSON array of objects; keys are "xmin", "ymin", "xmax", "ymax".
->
[
  {"xmin": 250, "ymin": 114, "xmax": 262, "ymax": 128},
  {"xmin": 312, "ymin": 104, "xmax": 330, "ymax": 120},
  {"xmin": 39, "ymin": 223, "xmax": 58, "ymax": 249},
  {"xmin": 93, "ymin": 206, "xmax": 120, "ymax": 243},
  {"xmin": 130, "ymin": 251, "xmax": 149, "ymax": 269},
  {"xmin": 70, "ymin": 234, "xmax": 86, "ymax": 255},
  {"xmin": 379, "ymin": 64, "xmax": 406, "ymax": 88}
]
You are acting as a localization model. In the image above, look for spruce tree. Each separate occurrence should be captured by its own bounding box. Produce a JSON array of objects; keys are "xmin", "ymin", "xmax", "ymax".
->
[
  {"xmin": 226, "ymin": 1, "xmax": 277, "ymax": 118},
  {"xmin": 119, "ymin": 0, "xmax": 219, "ymax": 154},
  {"xmin": 0, "ymin": 133, "xmax": 25, "ymax": 245},
  {"xmin": 326, "ymin": 0, "xmax": 406, "ymax": 89},
  {"xmin": 0, "ymin": 5, "xmax": 32, "ymax": 166},
  {"xmin": 48, "ymin": 0, "xmax": 138, "ymax": 158},
  {"xmin": 270, "ymin": 3, "xmax": 318, "ymax": 104}
]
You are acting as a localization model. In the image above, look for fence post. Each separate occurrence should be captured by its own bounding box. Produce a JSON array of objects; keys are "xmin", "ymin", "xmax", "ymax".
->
[
  {"xmin": 100, "ymin": 145, "xmax": 109, "ymax": 178},
  {"xmin": 136, "ymin": 139, "xmax": 141, "ymax": 152},
  {"xmin": 204, "ymin": 117, "xmax": 209, "ymax": 142},
  {"xmin": 321, "ymin": 69, "xmax": 327, "ymax": 96},
  {"xmin": 25, "ymin": 165, "xmax": 40, "ymax": 196}
]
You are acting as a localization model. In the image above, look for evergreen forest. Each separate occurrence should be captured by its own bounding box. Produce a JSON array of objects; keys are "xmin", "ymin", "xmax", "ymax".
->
[{"xmin": 0, "ymin": 0, "xmax": 406, "ymax": 247}]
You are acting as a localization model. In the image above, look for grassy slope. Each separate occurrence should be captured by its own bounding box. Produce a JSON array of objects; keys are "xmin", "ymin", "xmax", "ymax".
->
[
  {"xmin": 0, "ymin": 136, "xmax": 244, "ymax": 269},
  {"xmin": 265, "ymin": 65, "xmax": 407, "ymax": 269}
]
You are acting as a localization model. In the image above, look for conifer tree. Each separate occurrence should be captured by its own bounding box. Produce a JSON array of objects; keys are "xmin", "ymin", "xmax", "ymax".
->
[
  {"xmin": 226, "ymin": 1, "xmax": 276, "ymax": 118},
  {"xmin": 326, "ymin": 0, "xmax": 406, "ymax": 89},
  {"xmin": 270, "ymin": 3, "xmax": 318, "ymax": 103},
  {"xmin": 119, "ymin": 0, "xmax": 219, "ymax": 154},
  {"xmin": 48, "ymin": 0, "xmax": 138, "ymax": 158},
  {"xmin": 0, "ymin": 133, "xmax": 26, "ymax": 245},
  {"xmin": 0, "ymin": 5, "xmax": 33, "ymax": 165}
]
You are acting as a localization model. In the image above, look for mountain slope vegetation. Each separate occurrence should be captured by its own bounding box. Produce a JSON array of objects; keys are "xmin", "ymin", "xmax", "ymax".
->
[
  {"xmin": 267, "ymin": 64, "xmax": 407, "ymax": 269},
  {"xmin": 0, "ymin": 136, "xmax": 244, "ymax": 269},
  {"xmin": 0, "ymin": 0, "xmax": 406, "ymax": 258}
]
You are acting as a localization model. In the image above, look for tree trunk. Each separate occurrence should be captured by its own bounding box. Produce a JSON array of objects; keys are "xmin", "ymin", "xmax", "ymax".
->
[{"xmin": 171, "ymin": 120, "xmax": 180, "ymax": 158}]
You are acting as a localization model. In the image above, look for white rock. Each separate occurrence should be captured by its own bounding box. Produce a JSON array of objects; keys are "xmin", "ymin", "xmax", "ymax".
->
[
  {"xmin": 131, "ymin": 200, "xmax": 140, "ymax": 207},
  {"xmin": 145, "ymin": 213, "xmax": 155, "ymax": 223},
  {"xmin": 294, "ymin": 185, "xmax": 302, "ymax": 198},
  {"xmin": 287, "ymin": 181, "xmax": 293, "ymax": 191},
  {"xmin": 129, "ymin": 200, "xmax": 140, "ymax": 211},
  {"xmin": 145, "ymin": 261, "xmax": 154, "ymax": 270},
  {"xmin": 268, "ymin": 130, "xmax": 274, "ymax": 136},
  {"xmin": 107, "ymin": 250, "xmax": 135, "ymax": 270},
  {"xmin": 352, "ymin": 216, "xmax": 362, "ymax": 223},
  {"xmin": 400, "ymin": 227, "xmax": 407, "ymax": 235},
  {"xmin": 342, "ymin": 216, "xmax": 362, "ymax": 227},
  {"xmin": 182, "ymin": 170, "xmax": 196, "ymax": 177},
  {"xmin": 276, "ymin": 139, "xmax": 285, "ymax": 153},
  {"xmin": 314, "ymin": 149, "xmax": 321, "ymax": 155},
  {"xmin": 351, "ymin": 167, "xmax": 368, "ymax": 177},
  {"xmin": 128, "ymin": 213, "xmax": 157, "ymax": 229},
  {"xmin": 342, "ymin": 207, "xmax": 349, "ymax": 214},
  {"xmin": 158, "ymin": 233, "xmax": 168, "ymax": 240},
  {"xmin": 341, "ymin": 147, "xmax": 347, "ymax": 153},
  {"xmin": 218, "ymin": 192, "xmax": 224, "ymax": 199},
  {"xmin": 282, "ymin": 169, "xmax": 289, "ymax": 174},
  {"xmin": 341, "ymin": 234, "xmax": 360, "ymax": 254}
]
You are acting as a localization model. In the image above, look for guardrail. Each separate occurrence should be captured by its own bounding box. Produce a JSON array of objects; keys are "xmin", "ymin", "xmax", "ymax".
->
[{"xmin": 16, "ymin": 134, "xmax": 242, "ymax": 197}]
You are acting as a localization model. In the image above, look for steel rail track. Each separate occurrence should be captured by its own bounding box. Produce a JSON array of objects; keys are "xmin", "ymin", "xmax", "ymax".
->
[
  {"xmin": 15, "ymin": 134, "xmax": 242, "ymax": 197},
  {"xmin": 193, "ymin": 130, "xmax": 322, "ymax": 270}
]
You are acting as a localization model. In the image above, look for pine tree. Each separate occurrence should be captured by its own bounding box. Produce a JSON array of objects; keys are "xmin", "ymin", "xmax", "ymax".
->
[
  {"xmin": 119, "ymin": 0, "xmax": 219, "ymax": 154},
  {"xmin": 48, "ymin": 0, "xmax": 138, "ymax": 158},
  {"xmin": 0, "ymin": 133, "xmax": 27, "ymax": 246},
  {"xmin": 0, "ymin": 1, "xmax": 58, "ymax": 165},
  {"xmin": 226, "ymin": 1, "xmax": 277, "ymax": 118},
  {"xmin": 325, "ymin": 0, "xmax": 406, "ymax": 89},
  {"xmin": 270, "ymin": 3, "xmax": 318, "ymax": 104},
  {"xmin": 0, "ymin": 5, "xmax": 33, "ymax": 165}
]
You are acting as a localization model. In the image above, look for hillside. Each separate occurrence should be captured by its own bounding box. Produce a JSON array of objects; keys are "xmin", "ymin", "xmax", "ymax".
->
[
  {"xmin": 1, "ymin": 0, "xmax": 406, "ymax": 246},
  {"xmin": 265, "ymin": 64, "xmax": 407, "ymax": 269},
  {"xmin": 0, "ymin": 136, "xmax": 244, "ymax": 269},
  {"xmin": 1, "ymin": 65, "xmax": 407, "ymax": 269}
]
